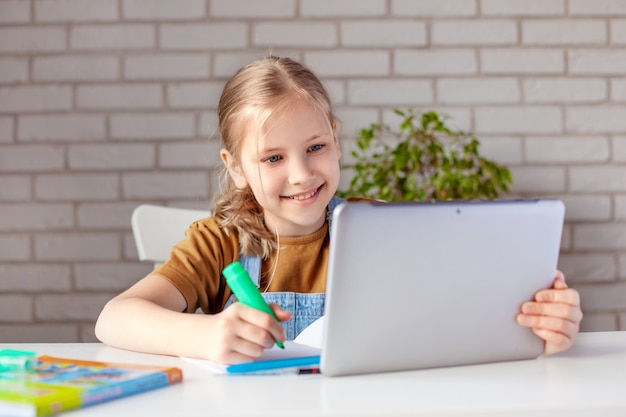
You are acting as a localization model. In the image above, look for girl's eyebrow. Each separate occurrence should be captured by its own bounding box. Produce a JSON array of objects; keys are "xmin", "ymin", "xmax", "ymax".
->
[
  {"xmin": 259, "ymin": 144, "xmax": 283, "ymax": 154},
  {"xmin": 304, "ymin": 131, "xmax": 332, "ymax": 143}
]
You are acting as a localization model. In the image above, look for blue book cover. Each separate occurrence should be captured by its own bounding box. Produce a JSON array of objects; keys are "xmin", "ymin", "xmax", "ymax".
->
[
  {"xmin": 182, "ymin": 341, "xmax": 321, "ymax": 375},
  {"xmin": 0, "ymin": 355, "xmax": 183, "ymax": 416}
]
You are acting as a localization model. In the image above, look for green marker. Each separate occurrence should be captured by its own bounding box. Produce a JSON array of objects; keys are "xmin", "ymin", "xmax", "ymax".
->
[{"xmin": 223, "ymin": 261, "xmax": 285, "ymax": 349}]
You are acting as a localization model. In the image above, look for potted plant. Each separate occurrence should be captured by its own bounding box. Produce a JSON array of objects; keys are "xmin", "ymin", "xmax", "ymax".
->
[{"xmin": 339, "ymin": 109, "xmax": 512, "ymax": 201}]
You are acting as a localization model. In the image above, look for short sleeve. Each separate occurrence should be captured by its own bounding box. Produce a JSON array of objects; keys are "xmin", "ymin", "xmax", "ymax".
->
[{"xmin": 152, "ymin": 217, "xmax": 240, "ymax": 314}]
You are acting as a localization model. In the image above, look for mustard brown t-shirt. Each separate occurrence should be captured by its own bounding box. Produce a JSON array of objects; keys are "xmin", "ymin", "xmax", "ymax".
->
[{"xmin": 153, "ymin": 217, "xmax": 330, "ymax": 315}]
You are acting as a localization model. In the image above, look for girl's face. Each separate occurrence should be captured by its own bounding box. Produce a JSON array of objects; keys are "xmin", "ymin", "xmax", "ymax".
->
[{"xmin": 222, "ymin": 102, "xmax": 342, "ymax": 237}]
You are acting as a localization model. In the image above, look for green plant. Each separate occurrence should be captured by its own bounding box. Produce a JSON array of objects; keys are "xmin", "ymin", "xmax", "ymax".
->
[{"xmin": 339, "ymin": 109, "xmax": 513, "ymax": 202}]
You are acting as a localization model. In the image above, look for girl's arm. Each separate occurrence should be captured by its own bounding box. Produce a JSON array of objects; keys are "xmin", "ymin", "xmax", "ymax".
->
[
  {"xmin": 95, "ymin": 274, "xmax": 289, "ymax": 363},
  {"xmin": 516, "ymin": 270, "xmax": 583, "ymax": 355}
]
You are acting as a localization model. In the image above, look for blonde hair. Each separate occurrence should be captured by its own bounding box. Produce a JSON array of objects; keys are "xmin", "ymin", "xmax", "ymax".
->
[{"xmin": 212, "ymin": 55, "xmax": 336, "ymax": 259}]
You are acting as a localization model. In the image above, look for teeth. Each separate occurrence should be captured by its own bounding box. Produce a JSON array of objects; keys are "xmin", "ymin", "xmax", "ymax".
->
[{"xmin": 291, "ymin": 190, "xmax": 316, "ymax": 200}]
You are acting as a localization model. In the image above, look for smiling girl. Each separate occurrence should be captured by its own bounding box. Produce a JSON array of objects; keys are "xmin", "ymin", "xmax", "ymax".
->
[{"xmin": 95, "ymin": 56, "xmax": 582, "ymax": 364}]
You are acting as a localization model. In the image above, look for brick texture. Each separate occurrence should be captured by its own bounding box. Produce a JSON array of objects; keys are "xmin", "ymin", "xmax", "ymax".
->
[
  {"xmin": 122, "ymin": 0, "xmax": 205, "ymax": 20},
  {"xmin": 0, "ymin": 1, "xmax": 30, "ymax": 24},
  {"xmin": 34, "ymin": 0, "xmax": 118, "ymax": 22},
  {"xmin": 0, "ymin": 0, "xmax": 624, "ymax": 342}
]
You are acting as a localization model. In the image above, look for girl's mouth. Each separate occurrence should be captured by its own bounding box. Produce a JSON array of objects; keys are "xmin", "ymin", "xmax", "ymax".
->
[{"xmin": 285, "ymin": 185, "xmax": 323, "ymax": 201}]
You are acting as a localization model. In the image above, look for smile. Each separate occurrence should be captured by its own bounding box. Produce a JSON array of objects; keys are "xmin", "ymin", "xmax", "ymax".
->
[{"xmin": 286, "ymin": 186, "xmax": 322, "ymax": 201}]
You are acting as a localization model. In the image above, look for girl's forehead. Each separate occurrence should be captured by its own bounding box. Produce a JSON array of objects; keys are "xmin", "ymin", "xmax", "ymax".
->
[
  {"xmin": 237, "ymin": 100, "xmax": 331, "ymax": 155},
  {"xmin": 266, "ymin": 102, "xmax": 328, "ymax": 131}
]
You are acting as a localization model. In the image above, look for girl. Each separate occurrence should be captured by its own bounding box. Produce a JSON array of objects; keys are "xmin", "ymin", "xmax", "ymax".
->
[{"xmin": 95, "ymin": 56, "xmax": 582, "ymax": 364}]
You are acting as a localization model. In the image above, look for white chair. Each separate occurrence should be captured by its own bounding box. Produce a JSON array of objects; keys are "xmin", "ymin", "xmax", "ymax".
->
[{"xmin": 131, "ymin": 204, "xmax": 211, "ymax": 266}]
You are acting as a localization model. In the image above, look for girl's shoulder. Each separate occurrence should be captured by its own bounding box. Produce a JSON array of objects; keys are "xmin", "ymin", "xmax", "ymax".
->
[
  {"xmin": 177, "ymin": 215, "xmax": 241, "ymax": 261},
  {"xmin": 186, "ymin": 215, "xmax": 238, "ymax": 244}
]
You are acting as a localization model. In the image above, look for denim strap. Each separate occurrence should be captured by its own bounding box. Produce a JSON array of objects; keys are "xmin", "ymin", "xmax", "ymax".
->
[{"xmin": 239, "ymin": 196, "xmax": 345, "ymax": 285}]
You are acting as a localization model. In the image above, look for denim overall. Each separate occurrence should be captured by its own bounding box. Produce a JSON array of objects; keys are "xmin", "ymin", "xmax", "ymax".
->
[{"xmin": 224, "ymin": 196, "xmax": 345, "ymax": 340}]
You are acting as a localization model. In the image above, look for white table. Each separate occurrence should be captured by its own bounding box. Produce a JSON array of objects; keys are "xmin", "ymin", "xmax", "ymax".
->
[{"xmin": 4, "ymin": 331, "xmax": 626, "ymax": 417}]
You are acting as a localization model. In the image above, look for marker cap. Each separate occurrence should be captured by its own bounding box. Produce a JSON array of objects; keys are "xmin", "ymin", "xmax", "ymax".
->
[{"xmin": 223, "ymin": 261, "xmax": 285, "ymax": 349}]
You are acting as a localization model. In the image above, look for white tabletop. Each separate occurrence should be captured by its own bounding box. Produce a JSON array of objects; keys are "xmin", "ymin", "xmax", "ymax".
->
[{"xmin": 4, "ymin": 331, "xmax": 626, "ymax": 417}]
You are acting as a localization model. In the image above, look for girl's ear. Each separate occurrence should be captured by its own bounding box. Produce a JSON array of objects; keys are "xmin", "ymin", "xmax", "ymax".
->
[{"xmin": 220, "ymin": 149, "xmax": 248, "ymax": 189}]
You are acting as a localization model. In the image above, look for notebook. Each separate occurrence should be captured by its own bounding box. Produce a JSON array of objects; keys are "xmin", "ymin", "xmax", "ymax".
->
[{"xmin": 320, "ymin": 199, "xmax": 565, "ymax": 376}]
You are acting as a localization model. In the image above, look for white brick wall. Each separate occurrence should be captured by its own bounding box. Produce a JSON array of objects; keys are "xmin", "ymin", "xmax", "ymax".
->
[
  {"xmin": 437, "ymin": 78, "xmax": 519, "ymax": 104},
  {"xmin": 0, "ymin": 204, "xmax": 73, "ymax": 231},
  {"xmin": 18, "ymin": 115, "xmax": 106, "ymax": 141},
  {"xmin": 0, "ymin": 58, "xmax": 28, "ymax": 83},
  {"xmin": 68, "ymin": 144, "xmax": 155, "ymax": 170},
  {"xmin": 302, "ymin": 0, "xmax": 385, "ymax": 17},
  {"xmin": 77, "ymin": 84, "xmax": 163, "ymax": 110},
  {"xmin": 1, "ymin": 0, "xmax": 625, "ymax": 341},
  {"xmin": 0, "ymin": 236, "xmax": 30, "ymax": 261},
  {"xmin": 0, "ymin": 86, "xmax": 72, "ymax": 112},
  {"xmin": 161, "ymin": 24, "xmax": 248, "ymax": 50},
  {"xmin": 395, "ymin": 50, "xmax": 478, "ymax": 75},
  {"xmin": 0, "ymin": 265, "xmax": 71, "ymax": 291},
  {"xmin": 35, "ymin": 0, "xmax": 118, "ymax": 22},
  {"xmin": 212, "ymin": 0, "xmax": 295, "ymax": 18},
  {"xmin": 432, "ymin": 20, "xmax": 518, "ymax": 45},
  {"xmin": 110, "ymin": 113, "xmax": 196, "ymax": 140},
  {"xmin": 481, "ymin": 0, "xmax": 564, "ymax": 16},
  {"xmin": 33, "ymin": 56, "xmax": 120, "ymax": 81},
  {"xmin": 524, "ymin": 78, "xmax": 607, "ymax": 103},
  {"xmin": 348, "ymin": 80, "xmax": 432, "ymax": 105},
  {"xmin": 570, "ymin": 50, "xmax": 626, "ymax": 74},
  {"xmin": 570, "ymin": 0, "xmax": 626, "ymax": 15},
  {"xmin": 0, "ymin": 1, "xmax": 31, "ymax": 24},
  {"xmin": 481, "ymin": 49, "xmax": 564, "ymax": 74},
  {"xmin": 524, "ymin": 137, "xmax": 610, "ymax": 163},
  {"xmin": 392, "ymin": 0, "xmax": 476, "ymax": 17},
  {"xmin": 0, "ymin": 27, "xmax": 66, "ymax": 53},
  {"xmin": 71, "ymin": 25, "xmax": 155, "ymax": 50},
  {"xmin": 122, "ymin": 0, "xmax": 205, "ymax": 20},
  {"xmin": 522, "ymin": 20, "xmax": 607, "ymax": 45},
  {"xmin": 0, "ymin": 145, "xmax": 65, "ymax": 171},
  {"xmin": 475, "ymin": 107, "xmax": 562, "ymax": 134}
]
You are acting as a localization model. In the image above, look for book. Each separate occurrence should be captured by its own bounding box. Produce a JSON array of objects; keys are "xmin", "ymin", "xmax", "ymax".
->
[
  {"xmin": 0, "ymin": 355, "xmax": 183, "ymax": 416},
  {"xmin": 182, "ymin": 341, "xmax": 321, "ymax": 375}
]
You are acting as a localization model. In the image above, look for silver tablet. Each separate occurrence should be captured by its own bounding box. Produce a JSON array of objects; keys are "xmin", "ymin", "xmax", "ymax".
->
[{"xmin": 321, "ymin": 199, "xmax": 565, "ymax": 376}]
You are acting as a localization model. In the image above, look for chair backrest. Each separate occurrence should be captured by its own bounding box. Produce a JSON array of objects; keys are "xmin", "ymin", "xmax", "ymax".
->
[{"xmin": 131, "ymin": 204, "xmax": 211, "ymax": 266}]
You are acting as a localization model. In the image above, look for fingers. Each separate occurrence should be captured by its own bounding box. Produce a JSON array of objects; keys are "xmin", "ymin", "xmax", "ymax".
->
[
  {"xmin": 516, "ymin": 308, "xmax": 580, "ymax": 355},
  {"xmin": 552, "ymin": 269, "xmax": 568, "ymax": 290},
  {"xmin": 517, "ymin": 272, "xmax": 583, "ymax": 355},
  {"xmin": 518, "ymin": 288, "xmax": 583, "ymax": 333},
  {"xmin": 534, "ymin": 287, "xmax": 580, "ymax": 309},
  {"xmin": 212, "ymin": 303, "xmax": 287, "ymax": 363},
  {"xmin": 234, "ymin": 303, "xmax": 287, "ymax": 344},
  {"xmin": 517, "ymin": 305, "xmax": 580, "ymax": 335}
]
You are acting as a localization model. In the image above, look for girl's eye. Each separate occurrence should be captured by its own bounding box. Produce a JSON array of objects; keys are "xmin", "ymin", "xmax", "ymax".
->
[
  {"xmin": 309, "ymin": 144, "xmax": 324, "ymax": 152},
  {"xmin": 264, "ymin": 155, "xmax": 282, "ymax": 164}
]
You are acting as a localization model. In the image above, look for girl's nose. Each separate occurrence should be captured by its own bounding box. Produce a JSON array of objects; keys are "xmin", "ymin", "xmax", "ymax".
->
[{"xmin": 288, "ymin": 157, "xmax": 313, "ymax": 185}]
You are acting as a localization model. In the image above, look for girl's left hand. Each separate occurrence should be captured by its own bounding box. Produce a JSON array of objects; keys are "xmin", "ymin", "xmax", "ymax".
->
[{"xmin": 516, "ymin": 270, "xmax": 583, "ymax": 355}]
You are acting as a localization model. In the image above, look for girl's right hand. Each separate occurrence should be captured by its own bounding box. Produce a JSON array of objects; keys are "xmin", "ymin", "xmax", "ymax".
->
[{"xmin": 204, "ymin": 303, "xmax": 290, "ymax": 364}]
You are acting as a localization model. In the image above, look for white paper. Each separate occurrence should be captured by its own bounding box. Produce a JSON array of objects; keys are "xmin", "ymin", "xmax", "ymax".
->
[{"xmin": 293, "ymin": 316, "xmax": 325, "ymax": 349}]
